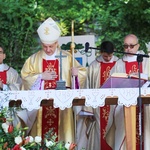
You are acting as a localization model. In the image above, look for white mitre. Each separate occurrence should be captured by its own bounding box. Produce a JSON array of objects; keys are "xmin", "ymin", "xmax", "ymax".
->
[
  {"xmin": 146, "ymin": 42, "xmax": 150, "ymax": 53},
  {"xmin": 37, "ymin": 17, "xmax": 61, "ymax": 44}
]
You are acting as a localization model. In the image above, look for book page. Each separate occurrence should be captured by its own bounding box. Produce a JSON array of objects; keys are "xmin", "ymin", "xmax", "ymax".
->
[{"xmin": 111, "ymin": 73, "xmax": 128, "ymax": 78}]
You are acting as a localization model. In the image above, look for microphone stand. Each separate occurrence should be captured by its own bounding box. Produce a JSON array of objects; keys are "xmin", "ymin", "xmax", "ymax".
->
[
  {"xmin": 88, "ymin": 46, "xmax": 149, "ymax": 150},
  {"xmin": 137, "ymin": 55, "xmax": 143, "ymax": 150}
]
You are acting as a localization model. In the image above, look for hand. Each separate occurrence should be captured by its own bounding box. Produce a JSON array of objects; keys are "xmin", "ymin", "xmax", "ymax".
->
[
  {"xmin": 69, "ymin": 143, "xmax": 77, "ymax": 150},
  {"xmin": 42, "ymin": 70, "xmax": 58, "ymax": 80},
  {"xmin": 71, "ymin": 67, "xmax": 78, "ymax": 76}
]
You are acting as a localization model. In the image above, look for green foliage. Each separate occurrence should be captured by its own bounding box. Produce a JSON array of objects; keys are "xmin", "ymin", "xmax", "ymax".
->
[
  {"xmin": 61, "ymin": 42, "xmax": 84, "ymax": 50},
  {"xmin": 0, "ymin": 1, "xmax": 40, "ymax": 73},
  {"xmin": 0, "ymin": 0, "xmax": 150, "ymax": 73}
]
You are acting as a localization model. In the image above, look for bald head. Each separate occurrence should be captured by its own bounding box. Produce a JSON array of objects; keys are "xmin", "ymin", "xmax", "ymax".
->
[{"xmin": 124, "ymin": 34, "xmax": 139, "ymax": 43}]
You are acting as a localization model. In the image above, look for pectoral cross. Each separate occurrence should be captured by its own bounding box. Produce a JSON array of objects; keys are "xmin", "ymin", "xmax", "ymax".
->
[{"xmin": 55, "ymin": 50, "xmax": 67, "ymax": 90}]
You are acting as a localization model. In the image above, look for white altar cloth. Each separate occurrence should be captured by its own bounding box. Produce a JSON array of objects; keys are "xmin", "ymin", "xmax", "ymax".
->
[{"xmin": 0, "ymin": 88, "xmax": 150, "ymax": 110}]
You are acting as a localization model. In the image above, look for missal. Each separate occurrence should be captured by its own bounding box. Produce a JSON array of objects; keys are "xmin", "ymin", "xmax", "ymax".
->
[
  {"xmin": 111, "ymin": 72, "xmax": 148, "ymax": 81},
  {"xmin": 101, "ymin": 73, "xmax": 147, "ymax": 88}
]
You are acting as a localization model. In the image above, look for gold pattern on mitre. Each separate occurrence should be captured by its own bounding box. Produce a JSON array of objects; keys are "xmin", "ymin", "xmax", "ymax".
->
[{"xmin": 44, "ymin": 27, "xmax": 50, "ymax": 35}]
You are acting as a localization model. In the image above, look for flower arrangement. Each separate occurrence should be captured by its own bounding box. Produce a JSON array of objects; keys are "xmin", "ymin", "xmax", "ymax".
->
[{"xmin": 0, "ymin": 107, "xmax": 76, "ymax": 150}]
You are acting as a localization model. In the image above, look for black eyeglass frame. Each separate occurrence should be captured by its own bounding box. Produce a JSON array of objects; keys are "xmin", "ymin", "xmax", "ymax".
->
[{"xmin": 123, "ymin": 43, "xmax": 138, "ymax": 49}]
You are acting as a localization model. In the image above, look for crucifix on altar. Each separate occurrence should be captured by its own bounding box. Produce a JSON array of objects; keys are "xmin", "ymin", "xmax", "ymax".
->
[{"xmin": 55, "ymin": 50, "xmax": 67, "ymax": 90}]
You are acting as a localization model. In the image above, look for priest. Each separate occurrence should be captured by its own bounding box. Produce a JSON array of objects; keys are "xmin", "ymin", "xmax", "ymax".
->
[
  {"xmin": 76, "ymin": 41, "xmax": 119, "ymax": 150},
  {"xmin": 0, "ymin": 44, "xmax": 22, "ymax": 127},
  {"xmin": 105, "ymin": 34, "xmax": 149, "ymax": 150},
  {"xmin": 20, "ymin": 17, "xmax": 87, "ymax": 143},
  {"xmin": 0, "ymin": 45, "xmax": 21, "ymax": 91}
]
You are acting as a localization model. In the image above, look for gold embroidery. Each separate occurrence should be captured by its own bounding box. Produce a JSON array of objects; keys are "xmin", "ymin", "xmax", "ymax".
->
[
  {"xmin": 45, "ymin": 62, "xmax": 57, "ymax": 73},
  {"xmin": 101, "ymin": 106, "xmax": 110, "ymax": 138},
  {"xmin": 128, "ymin": 64, "xmax": 138, "ymax": 74},
  {"xmin": 46, "ymin": 118, "xmax": 54, "ymax": 127},
  {"xmin": 44, "ymin": 60, "xmax": 58, "ymax": 89},
  {"xmin": 102, "ymin": 107, "xmax": 109, "ymax": 121},
  {"xmin": 102, "ymin": 66, "xmax": 111, "ymax": 81},
  {"xmin": 45, "ymin": 81, "xmax": 56, "ymax": 89},
  {"xmin": 44, "ymin": 106, "xmax": 57, "ymax": 119},
  {"xmin": 102, "ymin": 128, "xmax": 106, "ymax": 139},
  {"xmin": 44, "ymin": 27, "xmax": 50, "ymax": 35}
]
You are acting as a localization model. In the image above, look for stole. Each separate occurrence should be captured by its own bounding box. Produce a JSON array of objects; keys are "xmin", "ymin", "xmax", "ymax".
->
[
  {"xmin": 100, "ymin": 62, "xmax": 116, "ymax": 150},
  {"xmin": 42, "ymin": 59, "xmax": 59, "ymax": 139}
]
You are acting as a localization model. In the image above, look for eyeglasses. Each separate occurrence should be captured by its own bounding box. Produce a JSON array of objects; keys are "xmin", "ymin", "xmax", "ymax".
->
[{"xmin": 123, "ymin": 43, "xmax": 138, "ymax": 49}]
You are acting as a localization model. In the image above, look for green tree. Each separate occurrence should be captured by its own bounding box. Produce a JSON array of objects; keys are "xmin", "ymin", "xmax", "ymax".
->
[{"xmin": 0, "ymin": 0, "xmax": 150, "ymax": 73}]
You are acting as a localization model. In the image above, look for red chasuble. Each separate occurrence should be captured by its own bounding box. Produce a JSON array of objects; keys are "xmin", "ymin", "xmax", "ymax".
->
[
  {"xmin": 100, "ymin": 62, "xmax": 116, "ymax": 150},
  {"xmin": 42, "ymin": 59, "xmax": 59, "ymax": 139},
  {"xmin": 125, "ymin": 61, "xmax": 143, "ymax": 150}
]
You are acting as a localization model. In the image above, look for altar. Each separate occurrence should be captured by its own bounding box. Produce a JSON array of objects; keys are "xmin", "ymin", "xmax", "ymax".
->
[
  {"xmin": 1, "ymin": 87, "xmax": 150, "ymax": 150},
  {"xmin": 2, "ymin": 87, "xmax": 150, "ymax": 110}
]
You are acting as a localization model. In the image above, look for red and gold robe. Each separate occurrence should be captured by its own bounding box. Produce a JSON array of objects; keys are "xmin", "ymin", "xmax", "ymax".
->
[
  {"xmin": 99, "ymin": 61, "xmax": 116, "ymax": 150},
  {"xmin": 105, "ymin": 51, "xmax": 149, "ymax": 150},
  {"xmin": 76, "ymin": 55, "xmax": 119, "ymax": 150},
  {"xmin": 21, "ymin": 49, "xmax": 87, "ymax": 143},
  {"xmin": 42, "ymin": 59, "xmax": 59, "ymax": 139}
]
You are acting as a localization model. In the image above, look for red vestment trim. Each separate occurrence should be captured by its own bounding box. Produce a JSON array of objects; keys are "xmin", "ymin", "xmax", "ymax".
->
[
  {"xmin": 125, "ymin": 61, "xmax": 143, "ymax": 74},
  {"xmin": 100, "ymin": 62, "xmax": 116, "ymax": 85},
  {"xmin": 43, "ymin": 59, "xmax": 59, "ymax": 89},
  {"xmin": 100, "ymin": 62, "xmax": 116, "ymax": 150},
  {"xmin": 42, "ymin": 59, "xmax": 59, "ymax": 140},
  {"xmin": 0, "ymin": 70, "xmax": 7, "ymax": 84}
]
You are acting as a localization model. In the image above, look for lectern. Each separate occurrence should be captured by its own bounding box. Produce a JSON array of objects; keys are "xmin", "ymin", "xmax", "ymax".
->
[
  {"xmin": 101, "ymin": 76, "xmax": 145, "ymax": 88},
  {"xmin": 101, "ymin": 77, "xmax": 146, "ymax": 150}
]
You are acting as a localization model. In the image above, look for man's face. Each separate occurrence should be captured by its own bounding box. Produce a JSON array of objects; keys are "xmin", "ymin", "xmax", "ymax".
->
[
  {"xmin": 101, "ymin": 52, "xmax": 113, "ymax": 62},
  {"xmin": 0, "ymin": 47, "xmax": 5, "ymax": 64},
  {"xmin": 123, "ymin": 36, "xmax": 139, "ymax": 56},
  {"xmin": 42, "ymin": 42, "xmax": 58, "ymax": 56}
]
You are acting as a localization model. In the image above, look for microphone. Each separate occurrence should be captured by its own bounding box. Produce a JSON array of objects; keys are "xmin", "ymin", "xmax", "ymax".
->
[{"xmin": 85, "ymin": 42, "xmax": 90, "ymax": 52}]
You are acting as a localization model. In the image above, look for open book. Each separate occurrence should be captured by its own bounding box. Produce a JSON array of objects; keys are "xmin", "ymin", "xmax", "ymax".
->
[{"xmin": 111, "ymin": 73, "xmax": 148, "ymax": 81}]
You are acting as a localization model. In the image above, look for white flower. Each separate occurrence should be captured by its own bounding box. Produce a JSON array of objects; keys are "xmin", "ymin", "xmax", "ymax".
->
[
  {"xmin": 46, "ymin": 140, "xmax": 54, "ymax": 147},
  {"xmin": 15, "ymin": 136, "xmax": 22, "ymax": 144},
  {"xmin": 21, "ymin": 147, "xmax": 26, "ymax": 150},
  {"xmin": 65, "ymin": 142, "xmax": 71, "ymax": 150},
  {"xmin": 34, "ymin": 136, "xmax": 42, "ymax": 143},
  {"xmin": 25, "ymin": 136, "xmax": 34, "ymax": 143},
  {"xmin": 2, "ymin": 123, "xmax": 9, "ymax": 133}
]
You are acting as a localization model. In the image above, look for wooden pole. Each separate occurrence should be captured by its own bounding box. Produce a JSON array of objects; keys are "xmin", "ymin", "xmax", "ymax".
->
[{"xmin": 71, "ymin": 20, "xmax": 76, "ymax": 89}]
